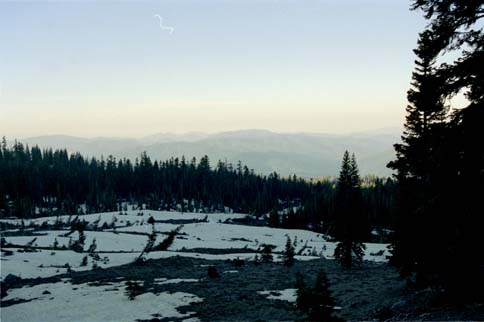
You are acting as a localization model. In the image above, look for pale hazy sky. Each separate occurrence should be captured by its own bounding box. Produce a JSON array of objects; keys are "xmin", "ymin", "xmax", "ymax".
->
[{"xmin": 0, "ymin": 0, "xmax": 426, "ymax": 138}]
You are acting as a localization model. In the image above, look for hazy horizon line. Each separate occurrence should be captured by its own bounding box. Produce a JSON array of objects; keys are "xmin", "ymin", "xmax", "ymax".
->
[{"xmin": 5, "ymin": 126, "xmax": 403, "ymax": 141}]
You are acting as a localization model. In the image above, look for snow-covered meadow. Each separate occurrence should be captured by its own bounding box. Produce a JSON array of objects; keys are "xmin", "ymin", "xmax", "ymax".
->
[
  {"xmin": 1, "ymin": 210, "xmax": 390, "ymax": 321},
  {"xmin": 1, "ymin": 210, "xmax": 389, "ymax": 279}
]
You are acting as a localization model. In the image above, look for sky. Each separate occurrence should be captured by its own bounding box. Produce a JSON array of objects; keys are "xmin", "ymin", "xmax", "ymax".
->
[{"xmin": 0, "ymin": 0, "xmax": 427, "ymax": 138}]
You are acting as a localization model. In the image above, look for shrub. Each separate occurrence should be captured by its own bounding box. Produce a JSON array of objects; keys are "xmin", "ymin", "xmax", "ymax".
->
[
  {"xmin": 261, "ymin": 244, "xmax": 274, "ymax": 263},
  {"xmin": 80, "ymin": 256, "xmax": 88, "ymax": 267},
  {"xmin": 147, "ymin": 216, "xmax": 155, "ymax": 225},
  {"xmin": 53, "ymin": 238, "xmax": 59, "ymax": 249},
  {"xmin": 232, "ymin": 257, "xmax": 245, "ymax": 267},
  {"xmin": 125, "ymin": 280, "xmax": 144, "ymax": 300},
  {"xmin": 208, "ymin": 266, "xmax": 220, "ymax": 278}
]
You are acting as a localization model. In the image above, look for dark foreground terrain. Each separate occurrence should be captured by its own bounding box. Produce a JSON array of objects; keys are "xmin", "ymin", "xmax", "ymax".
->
[{"xmin": 2, "ymin": 255, "xmax": 483, "ymax": 321}]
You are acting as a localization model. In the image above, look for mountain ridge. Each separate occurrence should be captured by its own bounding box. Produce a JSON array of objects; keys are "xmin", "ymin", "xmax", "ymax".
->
[{"xmin": 13, "ymin": 128, "xmax": 401, "ymax": 178}]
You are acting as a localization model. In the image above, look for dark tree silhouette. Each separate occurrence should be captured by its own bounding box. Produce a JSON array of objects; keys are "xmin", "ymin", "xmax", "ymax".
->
[
  {"xmin": 125, "ymin": 280, "xmax": 144, "ymax": 300},
  {"xmin": 207, "ymin": 265, "xmax": 220, "ymax": 278},
  {"xmin": 389, "ymin": 0, "xmax": 484, "ymax": 299},
  {"xmin": 261, "ymin": 244, "xmax": 274, "ymax": 263},
  {"xmin": 268, "ymin": 209, "xmax": 279, "ymax": 228},
  {"xmin": 296, "ymin": 270, "xmax": 338, "ymax": 321},
  {"xmin": 333, "ymin": 152, "xmax": 367, "ymax": 269},
  {"xmin": 388, "ymin": 28, "xmax": 448, "ymax": 280},
  {"xmin": 282, "ymin": 235, "xmax": 295, "ymax": 267}
]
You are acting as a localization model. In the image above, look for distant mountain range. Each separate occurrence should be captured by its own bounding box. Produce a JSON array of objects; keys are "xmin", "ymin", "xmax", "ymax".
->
[{"xmin": 18, "ymin": 128, "xmax": 402, "ymax": 178}]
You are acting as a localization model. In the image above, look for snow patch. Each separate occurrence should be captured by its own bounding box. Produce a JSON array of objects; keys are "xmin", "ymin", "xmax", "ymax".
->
[
  {"xmin": 2, "ymin": 281, "xmax": 202, "ymax": 322},
  {"xmin": 155, "ymin": 278, "xmax": 199, "ymax": 285},
  {"xmin": 258, "ymin": 288, "xmax": 297, "ymax": 302}
]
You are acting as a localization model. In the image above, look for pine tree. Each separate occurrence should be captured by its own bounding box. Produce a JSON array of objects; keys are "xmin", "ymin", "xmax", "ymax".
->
[
  {"xmin": 333, "ymin": 152, "xmax": 366, "ymax": 269},
  {"xmin": 387, "ymin": 30, "xmax": 447, "ymax": 278},
  {"xmin": 334, "ymin": 239, "xmax": 366, "ymax": 269},
  {"xmin": 268, "ymin": 209, "xmax": 279, "ymax": 228},
  {"xmin": 261, "ymin": 244, "xmax": 273, "ymax": 263},
  {"xmin": 389, "ymin": 1, "xmax": 484, "ymax": 297},
  {"xmin": 295, "ymin": 272, "xmax": 310, "ymax": 313},
  {"xmin": 296, "ymin": 270, "xmax": 337, "ymax": 321},
  {"xmin": 310, "ymin": 270, "xmax": 336, "ymax": 321},
  {"xmin": 283, "ymin": 235, "xmax": 295, "ymax": 267}
]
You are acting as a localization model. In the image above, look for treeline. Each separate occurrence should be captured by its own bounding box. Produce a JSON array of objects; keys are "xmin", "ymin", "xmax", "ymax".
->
[
  {"xmin": 0, "ymin": 138, "xmax": 397, "ymax": 238},
  {"xmin": 0, "ymin": 140, "xmax": 307, "ymax": 216}
]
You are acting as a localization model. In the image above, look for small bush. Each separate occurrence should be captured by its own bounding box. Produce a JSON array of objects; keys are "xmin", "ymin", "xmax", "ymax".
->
[
  {"xmin": 80, "ymin": 256, "xmax": 88, "ymax": 267},
  {"xmin": 52, "ymin": 238, "xmax": 59, "ymax": 249},
  {"xmin": 147, "ymin": 216, "xmax": 155, "ymax": 225},
  {"xmin": 232, "ymin": 257, "xmax": 245, "ymax": 267},
  {"xmin": 208, "ymin": 266, "xmax": 220, "ymax": 278},
  {"xmin": 125, "ymin": 280, "xmax": 144, "ymax": 300},
  {"xmin": 70, "ymin": 228, "xmax": 86, "ymax": 253},
  {"xmin": 87, "ymin": 238, "xmax": 97, "ymax": 255}
]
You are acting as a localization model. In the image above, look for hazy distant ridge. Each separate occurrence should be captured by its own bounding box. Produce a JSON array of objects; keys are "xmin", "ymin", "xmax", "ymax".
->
[{"xmin": 20, "ymin": 129, "xmax": 400, "ymax": 178}]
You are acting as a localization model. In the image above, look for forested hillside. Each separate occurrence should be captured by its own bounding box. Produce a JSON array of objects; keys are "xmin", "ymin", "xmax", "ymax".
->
[{"xmin": 0, "ymin": 138, "xmax": 396, "ymax": 240}]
